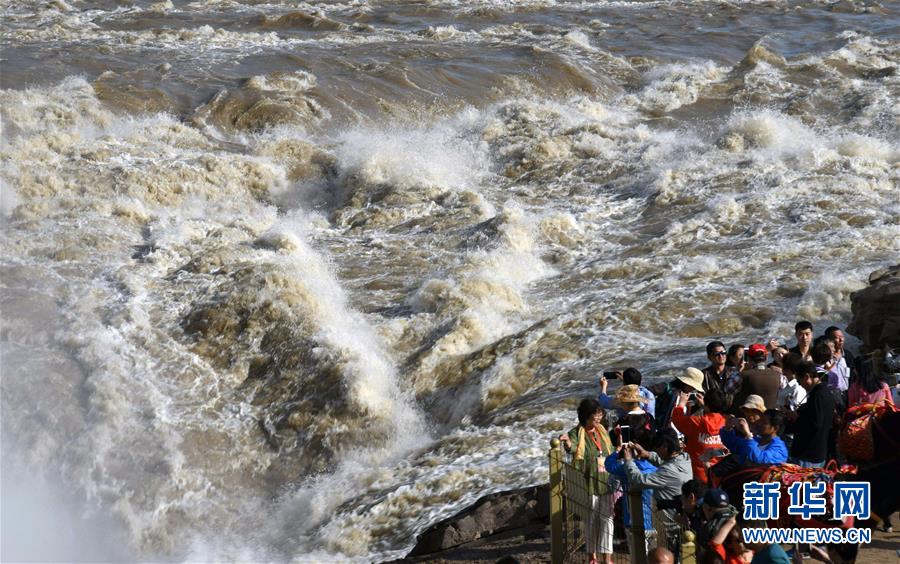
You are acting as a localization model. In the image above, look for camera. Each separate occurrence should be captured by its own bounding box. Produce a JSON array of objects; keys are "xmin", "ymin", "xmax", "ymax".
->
[{"xmin": 620, "ymin": 425, "xmax": 632, "ymax": 443}]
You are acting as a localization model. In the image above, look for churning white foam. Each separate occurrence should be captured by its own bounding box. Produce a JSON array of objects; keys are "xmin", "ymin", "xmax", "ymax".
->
[
  {"xmin": 3, "ymin": 16, "xmax": 900, "ymax": 559},
  {"xmin": 628, "ymin": 61, "xmax": 725, "ymax": 114},
  {"xmin": 1, "ymin": 76, "xmax": 432, "ymax": 560}
]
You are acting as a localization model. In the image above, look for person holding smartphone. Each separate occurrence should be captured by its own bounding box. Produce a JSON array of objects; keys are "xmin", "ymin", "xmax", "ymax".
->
[
  {"xmin": 619, "ymin": 429, "xmax": 693, "ymax": 551},
  {"xmin": 598, "ymin": 368, "xmax": 656, "ymax": 419},
  {"xmin": 671, "ymin": 389, "xmax": 729, "ymax": 484},
  {"xmin": 604, "ymin": 431, "xmax": 658, "ymax": 554}
]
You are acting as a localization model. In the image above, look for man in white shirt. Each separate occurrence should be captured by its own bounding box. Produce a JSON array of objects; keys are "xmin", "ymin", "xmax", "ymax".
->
[
  {"xmin": 825, "ymin": 326, "xmax": 856, "ymax": 381},
  {"xmin": 776, "ymin": 352, "xmax": 807, "ymax": 452},
  {"xmin": 778, "ymin": 352, "xmax": 807, "ymax": 411}
]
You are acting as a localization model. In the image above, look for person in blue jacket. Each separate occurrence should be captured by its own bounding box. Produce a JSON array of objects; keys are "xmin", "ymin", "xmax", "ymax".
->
[
  {"xmin": 599, "ymin": 368, "xmax": 656, "ymax": 419},
  {"xmin": 605, "ymin": 430, "xmax": 655, "ymax": 532},
  {"xmin": 720, "ymin": 409, "xmax": 788, "ymax": 465}
]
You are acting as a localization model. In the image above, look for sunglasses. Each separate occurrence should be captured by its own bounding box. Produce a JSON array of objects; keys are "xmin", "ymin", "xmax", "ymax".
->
[{"xmin": 712, "ymin": 351, "xmax": 727, "ymax": 356}]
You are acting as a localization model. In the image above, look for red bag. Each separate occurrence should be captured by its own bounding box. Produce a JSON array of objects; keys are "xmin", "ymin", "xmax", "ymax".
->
[
  {"xmin": 840, "ymin": 402, "xmax": 899, "ymax": 461},
  {"xmin": 839, "ymin": 412, "xmax": 875, "ymax": 461}
]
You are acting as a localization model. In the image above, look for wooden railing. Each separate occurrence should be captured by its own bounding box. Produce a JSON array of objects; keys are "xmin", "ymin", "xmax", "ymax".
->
[{"xmin": 549, "ymin": 438, "xmax": 697, "ymax": 564}]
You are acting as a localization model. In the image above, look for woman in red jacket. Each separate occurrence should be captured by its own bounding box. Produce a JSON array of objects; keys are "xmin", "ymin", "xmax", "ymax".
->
[
  {"xmin": 671, "ymin": 389, "xmax": 728, "ymax": 484},
  {"xmin": 709, "ymin": 517, "xmax": 753, "ymax": 564}
]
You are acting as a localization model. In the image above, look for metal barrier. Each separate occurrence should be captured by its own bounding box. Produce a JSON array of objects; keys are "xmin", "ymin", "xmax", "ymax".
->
[{"xmin": 549, "ymin": 438, "xmax": 697, "ymax": 564}]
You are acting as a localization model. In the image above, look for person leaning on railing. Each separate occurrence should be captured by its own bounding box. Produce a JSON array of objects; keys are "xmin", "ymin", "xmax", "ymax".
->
[
  {"xmin": 559, "ymin": 398, "xmax": 616, "ymax": 564},
  {"xmin": 604, "ymin": 428, "xmax": 657, "ymax": 533},
  {"xmin": 620, "ymin": 429, "xmax": 693, "ymax": 534}
]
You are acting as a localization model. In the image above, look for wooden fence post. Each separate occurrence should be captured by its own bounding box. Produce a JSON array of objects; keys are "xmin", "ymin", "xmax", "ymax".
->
[
  {"xmin": 549, "ymin": 438, "xmax": 564, "ymax": 564},
  {"xmin": 681, "ymin": 529, "xmax": 697, "ymax": 564},
  {"xmin": 629, "ymin": 489, "xmax": 648, "ymax": 564}
]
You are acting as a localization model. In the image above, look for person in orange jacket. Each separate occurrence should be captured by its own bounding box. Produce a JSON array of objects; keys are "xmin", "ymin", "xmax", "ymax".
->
[
  {"xmin": 671, "ymin": 388, "xmax": 728, "ymax": 484},
  {"xmin": 709, "ymin": 516, "xmax": 754, "ymax": 564}
]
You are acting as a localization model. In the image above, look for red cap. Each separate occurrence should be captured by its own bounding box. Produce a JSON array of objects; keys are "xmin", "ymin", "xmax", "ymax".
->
[{"xmin": 748, "ymin": 343, "xmax": 767, "ymax": 358}]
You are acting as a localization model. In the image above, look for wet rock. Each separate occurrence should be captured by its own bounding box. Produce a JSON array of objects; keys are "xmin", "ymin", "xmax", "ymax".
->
[
  {"xmin": 259, "ymin": 11, "xmax": 347, "ymax": 31},
  {"xmin": 828, "ymin": 0, "xmax": 862, "ymax": 13},
  {"xmin": 255, "ymin": 138, "xmax": 337, "ymax": 183},
  {"xmin": 847, "ymin": 265, "xmax": 900, "ymax": 351},
  {"xmin": 92, "ymin": 70, "xmax": 174, "ymax": 115},
  {"xmin": 406, "ymin": 485, "xmax": 549, "ymax": 557},
  {"xmin": 192, "ymin": 87, "xmax": 324, "ymax": 132},
  {"xmin": 740, "ymin": 42, "xmax": 786, "ymax": 68},
  {"xmin": 860, "ymin": 66, "xmax": 896, "ymax": 80}
]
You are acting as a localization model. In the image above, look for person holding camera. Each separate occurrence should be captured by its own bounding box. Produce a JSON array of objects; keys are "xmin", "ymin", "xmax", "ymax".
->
[
  {"xmin": 719, "ymin": 410, "xmax": 788, "ymax": 465},
  {"xmin": 651, "ymin": 367, "xmax": 706, "ymax": 431},
  {"xmin": 619, "ymin": 429, "xmax": 693, "ymax": 536},
  {"xmin": 695, "ymin": 489, "xmax": 740, "ymax": 559},
  {"xmin": 671, "ymin": 388, "xmax": 729, "ymax": 484},
  {"xmin": 610, "ymin": 385, "xmax": 654, "ymax": 443},
  {"xmin": 598, "ymin": 368, "xmax": 656, "ymax": 419},
  {"xmin": 605, "ymin": 428, "xmax": 658, "ymax": 556}
]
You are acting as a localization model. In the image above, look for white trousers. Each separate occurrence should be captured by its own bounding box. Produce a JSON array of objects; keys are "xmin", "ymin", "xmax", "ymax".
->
[{"xmin": 584, "ymin": 494, "xmax": 615, "ymax": 555}]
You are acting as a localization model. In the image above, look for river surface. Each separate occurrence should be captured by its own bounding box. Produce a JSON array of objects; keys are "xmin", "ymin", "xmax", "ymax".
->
[{"xmin": 1, "ymin": 0, "xmax": 898, "ymax": 561}]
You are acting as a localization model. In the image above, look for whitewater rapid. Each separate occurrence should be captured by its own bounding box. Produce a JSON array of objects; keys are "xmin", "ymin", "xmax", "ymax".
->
[{"xmin": 1, "ymin": 0, "xmax": 898, "ymax": 561}]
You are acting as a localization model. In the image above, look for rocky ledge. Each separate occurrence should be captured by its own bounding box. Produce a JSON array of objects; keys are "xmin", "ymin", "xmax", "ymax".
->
[
  {"xmin": 392, "ymin": 485, "xmax": 551, "ymax": 563},
  {"xmin": 848, "ymin": 264, "xmax": 900, "ymax": 351}
]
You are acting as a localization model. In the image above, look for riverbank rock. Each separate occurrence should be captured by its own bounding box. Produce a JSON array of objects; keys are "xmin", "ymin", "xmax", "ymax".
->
[
  {"xmin": 405, "ymin": 485, "xmax": 549, "ymax": 558},
  {"xmin": 848, "ymin": 265, "xmax": 900, "ymax": 351}
]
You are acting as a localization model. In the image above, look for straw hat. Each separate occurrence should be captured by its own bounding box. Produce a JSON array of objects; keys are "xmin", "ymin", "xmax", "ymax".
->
[
  {"xmin": 616, "ymin": 384, "xmax": 649, "ymax": 405},
  {"xmin": 676, "ymin": 367, "xmax": 705, "ymax": 393},
  {"xmin": 739, "ymin": 395, "xmax": 766, "ymax": 414}
]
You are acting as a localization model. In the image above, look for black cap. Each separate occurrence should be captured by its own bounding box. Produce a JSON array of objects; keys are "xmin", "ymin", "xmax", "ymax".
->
[{"xmin": 702, "ymin": 488, "xmax": 729, "ymax": 508}]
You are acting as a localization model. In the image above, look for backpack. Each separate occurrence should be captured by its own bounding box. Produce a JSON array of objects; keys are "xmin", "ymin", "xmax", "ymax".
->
[
  {"xmin": 839, "ymin": 402, "xmax": 899, "ymax": 462},
  {"xmin": 839, "ymin": 407, "xmax": 876, "ymax": 461}
]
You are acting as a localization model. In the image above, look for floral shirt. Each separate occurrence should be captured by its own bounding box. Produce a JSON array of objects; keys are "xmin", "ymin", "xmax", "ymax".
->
[{"xmin": 723, "ymin": 366, "xmax": 743, "ymax": 396}]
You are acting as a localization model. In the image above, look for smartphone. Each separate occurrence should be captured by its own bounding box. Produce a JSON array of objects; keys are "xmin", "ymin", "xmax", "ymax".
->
[
  {"xmin": 602, "ymin": 371, "xmax": 620, "ymax": 379},
  {"xmin": 620, "ymin": 425, "xmax": 632, "ymax": 443}
]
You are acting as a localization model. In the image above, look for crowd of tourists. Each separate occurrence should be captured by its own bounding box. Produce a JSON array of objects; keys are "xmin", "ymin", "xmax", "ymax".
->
[{"xmin": 559, "ymin": 322, "xmax": 899, "ymax": 564}]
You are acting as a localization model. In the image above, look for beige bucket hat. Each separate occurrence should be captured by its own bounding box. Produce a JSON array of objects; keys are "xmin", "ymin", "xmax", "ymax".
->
[
  {"xmin": 739, "ymin": 394, "xmax": 766, "ymax": 414},
  {"xmin": 616, "ymin": 384, "xmax": 649, "ymax": 405},
  {"xmin": 676, "ymin": 367, "xmax": 705, "ymax": 393}
]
